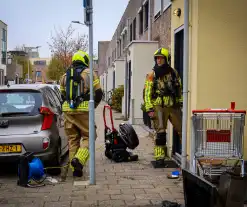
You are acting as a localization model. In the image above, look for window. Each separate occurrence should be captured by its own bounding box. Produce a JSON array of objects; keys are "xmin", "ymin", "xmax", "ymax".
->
[
  {"xmin": 2, "ymin": 41, "xmax": 6, "ymax": 52},
  {"xmin": 154, "ymin": 0, "xmax": 162, "ymax": 19},
  {"xmin": 144, "ymin": 1, "xmax": 149, "ymax": 30},
  {"xmin": 94, "ymin": 59, "xmax": 98, "ymax": 65},
  {"xmin": 133, "ymin": 18, "xmax": 136, "ymax": 40},
  {"xmin": 2, "ymin": 28, "xmax": 7, "ymax": 65},
  {"xmin": 36, "ymin": 71, "xmax": 42, "ymax": 77},
  {"xmin": 123, "ymin": 33, "xmax": 126, "ymax": 49},
  {"xmin": 34, "ymin": 60, "xmax": 46, "ymax": 65},
  {"xmin": 2, "ymin": 29, "xmax": 6, "ymax": 42},
  {"xmin": 139, "ymin": 9, "xmax": 143, "ymax": 35},
  {"xmin": 108, "ymin": 57, "xmax": 110, "ymax": 66},
  {"xmin": 129, "ymin": 23, "xmax": 133, "ymax": 42},
  {"xmin": 1, "ymin": 51, "xmax": 6, "ymax": 65},
  {"xmin": 163, "ymin": 0, "xmax": 171, "ymax": 10},
  {"xmin": 0, "ymin": 91, "xmax": 42, "ymax": 116},
  {"xmin": 119, "ymin": 39, "xmax": 122, "ymax": 56}
]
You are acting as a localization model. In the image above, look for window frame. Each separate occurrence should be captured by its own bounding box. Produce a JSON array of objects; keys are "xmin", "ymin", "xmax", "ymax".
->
[
  {"xmin": 144, "ymin": 1, "xmax": 149, "ymax": 30},
  {"xmin": 163, "ymin": 0, "xmax": 171, "ymax": 12},
  {"xmin": 138, "ymin": 7, "xmax": 144, "ymax": 35},
  {"xmin": 129, "ymin": 23, "xmax": 133, "ymax": 42},
  {"xmin": 154, "ymin": 0, "xmax": 162, "ymax": 20},
  {"xmin": 133, "ymin": 18, "xmax": 136, "ymax": 40}
]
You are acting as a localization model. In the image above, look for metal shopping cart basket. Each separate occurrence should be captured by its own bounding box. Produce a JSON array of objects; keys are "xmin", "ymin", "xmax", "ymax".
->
[{"xmin": 191, "ymin": 103, "xmax": 246, "ymax": 181}]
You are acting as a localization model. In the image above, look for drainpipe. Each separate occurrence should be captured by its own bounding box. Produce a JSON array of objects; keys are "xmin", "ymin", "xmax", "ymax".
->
[
  {"xmin": 181, "ymin": 0, "xmax": 189, "ymax": 169},
  {"xmin": 105, "ymin": 71, "xmax": 108, "ymax": 102},
  {"xmin": 124, "ymin": 53, "xmax": 128, "ymax": 121},
  {"xmin": 124, "ymin": 18, "xmax": 131, "ymax": 121},
  {"xmin": 148, "ymin": 0, "xmax": 151, "ymax": 41}
]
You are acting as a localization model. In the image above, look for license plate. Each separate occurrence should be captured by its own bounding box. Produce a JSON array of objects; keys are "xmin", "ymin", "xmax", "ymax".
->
[{"xmin": 0, "ymin": 144, "xmax": 22, "ymax": 153}]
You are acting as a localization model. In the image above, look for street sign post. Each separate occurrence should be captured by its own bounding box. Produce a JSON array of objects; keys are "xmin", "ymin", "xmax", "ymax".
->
[{"xmin": 83, "ymin": 0, "xmax": 95, "ymax": 185}]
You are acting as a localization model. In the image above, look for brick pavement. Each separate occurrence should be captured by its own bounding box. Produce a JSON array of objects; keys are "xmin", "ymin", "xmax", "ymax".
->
[{"xmin": 0, "ymin": 103, "xmax": 184, "ymax": 207}]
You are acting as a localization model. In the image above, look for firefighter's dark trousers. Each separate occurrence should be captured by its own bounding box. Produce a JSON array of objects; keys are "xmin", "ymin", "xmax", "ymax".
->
[{"xmin": 153, "ymin": 105, "xmax": 182, "ymax": 160}]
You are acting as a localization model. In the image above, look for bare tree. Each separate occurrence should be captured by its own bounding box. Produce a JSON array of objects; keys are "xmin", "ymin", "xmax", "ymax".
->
[{"xmin": 48, "ymin": 24, "xmax": 88, "ymax": 69}]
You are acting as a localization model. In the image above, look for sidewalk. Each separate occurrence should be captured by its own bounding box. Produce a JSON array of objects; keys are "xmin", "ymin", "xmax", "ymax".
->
[
  {"xmin": 71, "ymin": 103, "xmax": 184, "ymax": 206},
  {"xmin": 0, "ymin": 102, "xmax": 184, "ymax": 207}
]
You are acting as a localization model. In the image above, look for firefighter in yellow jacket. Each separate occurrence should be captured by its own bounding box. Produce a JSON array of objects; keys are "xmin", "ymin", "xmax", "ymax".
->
[
  {"xmin": 144, "ymin": 48, "xmax": 182, "ymax": 166},
  {"xmin": 59, "ymin": 50, "xmax": 103, "ymax": 178}
]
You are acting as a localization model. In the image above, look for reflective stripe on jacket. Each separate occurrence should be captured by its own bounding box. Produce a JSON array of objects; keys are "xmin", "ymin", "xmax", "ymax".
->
[
  {"xmin": 144, "ymin": 68, "xmax": 183, "ymax": 111},
  {"xmin": 59, "ymin": 68, "xmax": 101, "ymax": 112},
  {"xmin": 62, "ymin": 101, "xmax": 89, "ymax": 112}
]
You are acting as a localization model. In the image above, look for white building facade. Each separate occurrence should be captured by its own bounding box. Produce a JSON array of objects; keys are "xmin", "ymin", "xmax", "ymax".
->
[{"xmin": 0, "ymin": 20, "xmax": 7, "ymax": 85}]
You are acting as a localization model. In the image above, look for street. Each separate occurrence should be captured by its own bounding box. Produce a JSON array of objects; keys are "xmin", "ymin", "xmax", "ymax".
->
[{"xmin": 0, "ymin": 103, "xmax": 184, "ymax": 207}]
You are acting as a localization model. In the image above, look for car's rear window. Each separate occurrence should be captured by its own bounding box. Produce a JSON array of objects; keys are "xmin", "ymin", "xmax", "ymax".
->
[{"xmin": 0, "ymin": 90, "xmax": 42, "ymax": 116}]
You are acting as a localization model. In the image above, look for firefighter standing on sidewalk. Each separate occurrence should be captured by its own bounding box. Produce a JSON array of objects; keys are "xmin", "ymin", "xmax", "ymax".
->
[
  {"xmin": 59, "ymin": 50, "xmax": 103, "ymax": 179},
  {"xmin": 144, "ymin": 47, "xmax": 183, "ymax": 167}
]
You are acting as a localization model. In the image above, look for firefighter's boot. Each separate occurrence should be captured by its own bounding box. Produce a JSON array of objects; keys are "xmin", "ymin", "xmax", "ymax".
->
[
  {"xmin": 71, "ymin": 148, "xmax": 89, "ymax": 177},
  {"xmin": 71, "ymin": 158, "xmax": 83, "ymax": 177},
  {"xmin": 154, "ymin": 132, "xmax": 167, "ymax": 166}
]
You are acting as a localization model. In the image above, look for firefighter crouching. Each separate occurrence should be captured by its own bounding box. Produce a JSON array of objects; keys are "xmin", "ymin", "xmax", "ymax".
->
[
  {"xmin": 144, "ymin": 47, "xmax": 183, "ymax": 167},
  {"xmin": 59, "ymin": 50, "xmax": 103, "ymax": 179}
]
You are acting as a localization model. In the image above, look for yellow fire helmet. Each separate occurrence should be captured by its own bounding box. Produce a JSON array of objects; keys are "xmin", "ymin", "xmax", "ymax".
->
[
  {"xmin": 72, "ymin": 50, "xmax": 90, "ymax": 67},
  {"xmin": 154, "ymin": 47, "xmax": 170, "ymax": 63}
]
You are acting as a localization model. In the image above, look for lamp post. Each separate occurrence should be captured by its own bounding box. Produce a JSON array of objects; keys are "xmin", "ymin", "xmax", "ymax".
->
[
  {"xmin": 72, "ymin": 0, "xmax": 95, "ymax": 185},
  {"xmin": 84, "ymin": 0, "xmax": 95, "ymax": 185},
  {"xmin": 71, "ymin": 21, "xmax": 85, "ymax": 25}
]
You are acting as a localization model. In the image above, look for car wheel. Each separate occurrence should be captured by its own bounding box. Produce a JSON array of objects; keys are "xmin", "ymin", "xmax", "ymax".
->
[{"xmin": 47, "ymin": 141, "xmax": 62, "ymax": 176}]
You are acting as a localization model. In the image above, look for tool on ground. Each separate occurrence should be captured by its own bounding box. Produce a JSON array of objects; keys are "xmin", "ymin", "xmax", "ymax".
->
[
  {"xmin": 167, "ymin": 170, "xmax": 180, "ymax": 179},
  {"xmin": 103, "ymin": 104, "xmax": 139, "ymax": 162},
  {"xmin": 191, "ymin": 102, "xmax": 246, "ymax": 182},
  {"xmin": 17, "ymin": 152, "xmax": 46, "ymax": 187}
]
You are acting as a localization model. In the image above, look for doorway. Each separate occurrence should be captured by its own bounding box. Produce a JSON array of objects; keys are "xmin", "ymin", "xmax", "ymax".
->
[
  {"xmin": 113, "ymin": 70, "xmax": 116, "ymax": 89},
  {"xmin": 127, "ymin": 61, "xmax": 132, "ymax": 118},
  {"xmin": 172, "ymin": 27, "xmax": 184, "ymax": 157}
]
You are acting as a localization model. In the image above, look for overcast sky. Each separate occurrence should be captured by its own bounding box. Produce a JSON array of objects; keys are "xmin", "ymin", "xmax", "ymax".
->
[{"xmin": 1, "ymin": 0, "xmax": 129, "ymax": 57}]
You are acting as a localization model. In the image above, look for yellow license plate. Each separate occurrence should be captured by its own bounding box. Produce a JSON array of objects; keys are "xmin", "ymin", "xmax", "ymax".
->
[{"xmin": 0, "ymin": 145, "xmax": 22, "ymax": 153}]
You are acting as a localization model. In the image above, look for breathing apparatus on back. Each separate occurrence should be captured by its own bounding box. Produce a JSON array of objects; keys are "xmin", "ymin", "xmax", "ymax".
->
[{"xmin": 65, "ymin": 50, "xmax": 90, "ymax": 109}]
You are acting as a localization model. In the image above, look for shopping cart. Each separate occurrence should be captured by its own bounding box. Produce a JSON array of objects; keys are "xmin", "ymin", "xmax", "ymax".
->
[{"xmin": 191, "ymin": 103, "xmax": 246, "ymax": 180}]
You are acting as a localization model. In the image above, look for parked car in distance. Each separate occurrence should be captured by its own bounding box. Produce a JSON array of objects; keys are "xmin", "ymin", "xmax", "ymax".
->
[{"xmin": 0, "ymin": 84, "xmax": 68, "ymax": 174}]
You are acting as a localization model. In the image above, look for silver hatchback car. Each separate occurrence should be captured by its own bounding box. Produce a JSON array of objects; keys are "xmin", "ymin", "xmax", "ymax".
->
[{"xmin": 0, "ymin": 84, "xmax": 68, "ymax": 174}]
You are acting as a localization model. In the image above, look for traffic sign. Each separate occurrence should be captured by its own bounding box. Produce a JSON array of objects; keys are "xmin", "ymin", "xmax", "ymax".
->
[{"xmin": 83, "ymin": 0, "xmax": 91, "ymax": 26}]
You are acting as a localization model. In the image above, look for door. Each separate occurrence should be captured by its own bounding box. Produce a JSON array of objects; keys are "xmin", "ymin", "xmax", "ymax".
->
[
  {"xmin": 113, "ymin": 70, "xmax": 115, "ymax": 90},
  {"xmin": 172, "ymin": 28, "xmax": 184, "ymax": 156},
  {"xmin": 127, "ymin": 61, "xmax": 132, "ymax": 118}
]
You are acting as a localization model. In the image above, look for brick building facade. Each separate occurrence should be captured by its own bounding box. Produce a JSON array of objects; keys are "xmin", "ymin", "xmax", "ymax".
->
[{"xmin": 98, "ymin": 0, "xmax": 172, "ymax": 75}]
